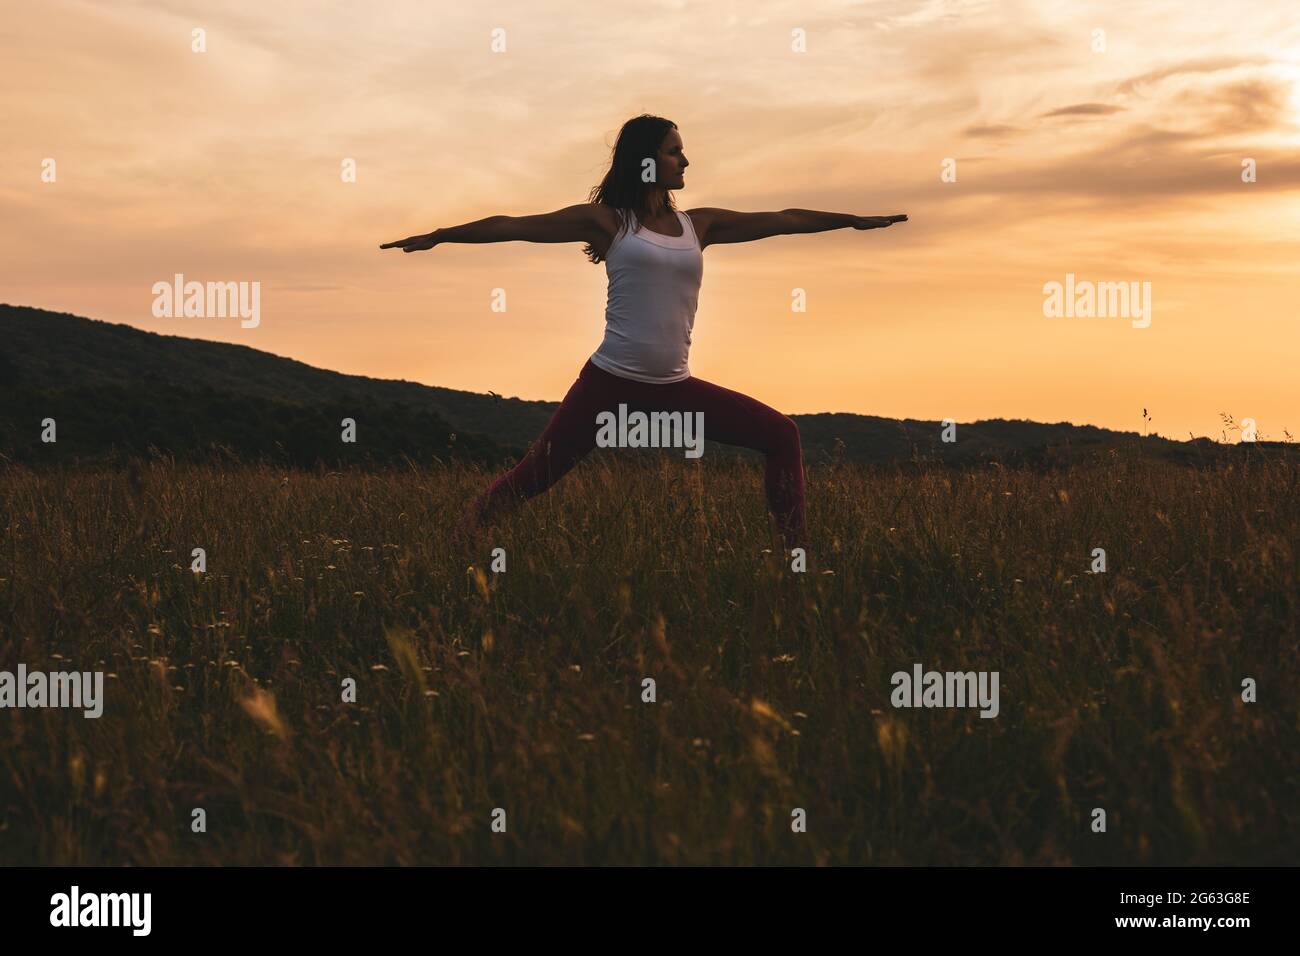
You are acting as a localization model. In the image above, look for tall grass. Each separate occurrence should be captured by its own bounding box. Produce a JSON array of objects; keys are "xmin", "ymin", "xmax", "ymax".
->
[{"xmin": 1, "ymin": 448, "xmax": 1295, "ymax": 864}]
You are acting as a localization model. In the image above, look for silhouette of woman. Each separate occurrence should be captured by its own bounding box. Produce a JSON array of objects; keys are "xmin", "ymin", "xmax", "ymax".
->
[{"xmin": 381, "ymin": 114, "xmax": 906, "ymax": 551}]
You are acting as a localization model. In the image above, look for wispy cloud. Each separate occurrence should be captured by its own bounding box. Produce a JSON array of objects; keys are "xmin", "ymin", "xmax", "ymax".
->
[{"xmin": 1040, "ymin": 103, "xmax": 1127, "ymax": 118}]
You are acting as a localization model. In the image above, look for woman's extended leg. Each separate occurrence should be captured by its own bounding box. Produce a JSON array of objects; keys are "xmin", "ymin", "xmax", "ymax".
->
[{"xmin": 654, "ymin": 376, "xmax": 807, "ymax": 549}]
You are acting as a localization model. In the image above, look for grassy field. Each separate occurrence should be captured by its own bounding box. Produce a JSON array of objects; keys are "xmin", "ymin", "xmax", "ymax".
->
[{"xmin": 0, "ymin": 447, "xmax": 1296, "ymax": 865}]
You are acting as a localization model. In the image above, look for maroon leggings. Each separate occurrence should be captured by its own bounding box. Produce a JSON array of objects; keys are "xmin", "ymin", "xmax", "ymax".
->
[{"xmin": 468, "ymin": 359, "xmax": 806, "ymax": 547}]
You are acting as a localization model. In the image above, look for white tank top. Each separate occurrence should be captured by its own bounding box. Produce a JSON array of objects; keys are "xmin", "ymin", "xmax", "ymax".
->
[{"xmin": 589, "ymin": 208, "xmax": 703, "ymax": 384}]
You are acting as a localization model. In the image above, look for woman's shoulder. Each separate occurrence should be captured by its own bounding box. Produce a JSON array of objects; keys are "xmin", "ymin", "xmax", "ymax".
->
[
  {"xmin": 590, "ymin": 205, "xmax": 636, "ymax": 260},
  {"xmin": 589, "ymin": 202, "xmax": 626, "ymax": 233}
]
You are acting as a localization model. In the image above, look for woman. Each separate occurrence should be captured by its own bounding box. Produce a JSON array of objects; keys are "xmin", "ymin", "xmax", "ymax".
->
[{"xmin": 381, "ymin": 114, "xmax": 906, "ymax": 551}]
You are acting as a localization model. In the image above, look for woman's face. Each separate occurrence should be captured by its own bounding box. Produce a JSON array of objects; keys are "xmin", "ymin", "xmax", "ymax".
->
[{"xmin": 656, "ymin": 128, "xmax": 688, "ymax": 190}]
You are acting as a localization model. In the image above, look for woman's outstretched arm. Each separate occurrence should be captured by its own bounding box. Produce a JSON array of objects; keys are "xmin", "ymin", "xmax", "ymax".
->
[
  {"xmin": 687, "ymin": 208, "xmax": 907, "ymax": 250},
  {"xmin": 380, "ymin": 203, "xmax": 612, "ymax": 253}
]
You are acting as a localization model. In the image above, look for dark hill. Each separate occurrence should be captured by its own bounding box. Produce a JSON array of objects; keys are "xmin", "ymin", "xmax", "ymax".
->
[{"xmin": 0, "ymin": 304, "xmax": 1286, "ymax": 470}]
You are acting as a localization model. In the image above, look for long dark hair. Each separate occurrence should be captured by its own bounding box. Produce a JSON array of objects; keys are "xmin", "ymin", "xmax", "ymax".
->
[{"xmin": 583, "ymin": 114, "xmax": 678, "ymax": 264}]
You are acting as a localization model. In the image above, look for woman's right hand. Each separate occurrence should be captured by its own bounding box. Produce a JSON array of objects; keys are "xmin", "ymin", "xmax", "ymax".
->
[
  {"xmin": 852, "ymin": 215, "xmax": 908, "ymax": 230},
  {"xmin": 380, "ymin": 230, "xmax": 441, "ymax": 252}
]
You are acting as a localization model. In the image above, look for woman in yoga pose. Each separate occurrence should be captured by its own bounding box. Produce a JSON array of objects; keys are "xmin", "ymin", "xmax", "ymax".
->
[{"xmin": 381, "ymin": 114, "xmax": 906, "ymax": 550}]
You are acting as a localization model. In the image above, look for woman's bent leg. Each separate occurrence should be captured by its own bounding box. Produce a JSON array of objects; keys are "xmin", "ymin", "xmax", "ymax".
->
[{"xmin": 657, "ymin": 376, "xmax": 807, "ymax": 548}]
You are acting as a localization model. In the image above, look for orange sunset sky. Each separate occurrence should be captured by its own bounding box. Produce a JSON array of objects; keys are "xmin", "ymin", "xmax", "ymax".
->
[{"xmin": 3, "ymin": 0, "xmax": 1298, "ymax": 442}]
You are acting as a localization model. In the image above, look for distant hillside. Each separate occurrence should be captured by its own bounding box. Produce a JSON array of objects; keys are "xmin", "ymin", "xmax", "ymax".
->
[
  {"xmin": 0, "ymin": 304, "xmax": 1286, "ymax": 470},
  {"xmin": 0, "ymin": 305, "xmax": 515, "ymax": 468}
]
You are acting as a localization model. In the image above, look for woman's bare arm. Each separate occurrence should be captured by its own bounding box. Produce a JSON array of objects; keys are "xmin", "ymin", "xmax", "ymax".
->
[
  {"xmin": 687, "ymin": 208, "xmax": 907, "ymax": 249},
  {"xmin": 380, "ymin": 203, "xmax": 614, "ymax": 253}
]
